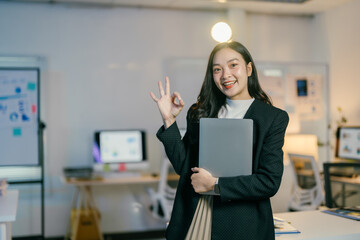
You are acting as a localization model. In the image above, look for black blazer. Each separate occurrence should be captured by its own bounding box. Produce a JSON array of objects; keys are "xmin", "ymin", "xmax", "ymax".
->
[{"xmin": 157, "ymin": 99, "xmax": 289, "ymax": 240}]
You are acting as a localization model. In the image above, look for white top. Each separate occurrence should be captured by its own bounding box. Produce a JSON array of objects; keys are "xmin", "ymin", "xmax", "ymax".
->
[
  {"xmin": 0, "ymin": 190, "xmax": 19, "ymax": 222},
  {"xmin": 218, "ymin": 98, "xmax": 255, "ymax": 119}
]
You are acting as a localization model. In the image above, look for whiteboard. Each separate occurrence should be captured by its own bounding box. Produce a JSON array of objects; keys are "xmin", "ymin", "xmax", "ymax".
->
[{"xmin": 0, "ymin": 68, "xmax": 40, "ymax": 166}]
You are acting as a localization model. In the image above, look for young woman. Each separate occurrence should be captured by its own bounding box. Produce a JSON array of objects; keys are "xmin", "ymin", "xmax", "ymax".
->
[{"xmin": 150, "ymin": 41, "xmax": 289, "ymax": 240}]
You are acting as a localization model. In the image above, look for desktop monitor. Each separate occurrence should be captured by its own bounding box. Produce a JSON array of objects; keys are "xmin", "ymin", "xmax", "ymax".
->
[
  {"xmin": 335, "ymin": 126, "xmax": 360, "ymax": 161},
  {"xmin": 93, "ymin": 129, "xmax": 148, "ymax": 171}
]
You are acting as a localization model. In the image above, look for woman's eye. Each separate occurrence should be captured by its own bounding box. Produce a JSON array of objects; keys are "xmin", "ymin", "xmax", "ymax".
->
[
  {"xmin": 213, "ymin": 68, "xmax": 221, "ymax": 73},
  {"xmin": 230, "ymin": 63, "xmax": 238, "ymax": 68}
]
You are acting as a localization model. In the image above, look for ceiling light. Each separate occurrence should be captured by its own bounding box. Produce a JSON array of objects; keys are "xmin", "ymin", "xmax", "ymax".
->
[{"xmin": 211, "ymin": 22, "xmax": 232, "ymax": 43}]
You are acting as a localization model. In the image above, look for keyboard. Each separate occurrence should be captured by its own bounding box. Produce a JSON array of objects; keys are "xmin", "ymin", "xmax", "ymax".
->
[{"xmin": 63, "ymin": 167, "xmax": 93, "ymax": 179}]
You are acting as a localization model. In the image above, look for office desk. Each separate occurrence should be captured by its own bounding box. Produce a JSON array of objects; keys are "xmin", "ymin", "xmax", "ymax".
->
[
  {"xmin": 0, "ymin": 190, "xmax": 19, "ymax": 240},
  {"xmin": 330, "ymin": 176, "xmax": 360, "ymax": 186},
  {"xmin": 296, "ymin": 169, "xmax": 360, "ymax": 206},
  {"xmin": 329, "ymin": 175, "xmax": 360, "ymax": 207},
  {"xmin": 63, "ymin": 173, "xmax": 178, "ymax": 240},
  {"xmin": 64, "ymin": 173, "xmax": 178, "ymax": 186},
  {"xmin": 274, "ymin": 210, "xmax": 360, "ymax": 240}
]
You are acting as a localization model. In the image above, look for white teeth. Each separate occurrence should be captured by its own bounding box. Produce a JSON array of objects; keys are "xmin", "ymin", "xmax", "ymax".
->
[{"xmin": 223, "ymin": 81, "xmax": 235, "ymax": 86}]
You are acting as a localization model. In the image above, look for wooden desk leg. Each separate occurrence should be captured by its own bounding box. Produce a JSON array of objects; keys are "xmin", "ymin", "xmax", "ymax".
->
[
  {"xmin": 65, "ymin": 187, "xmax": 80, "ymax": 240},
  {"xmin": 72, "ymin": 187, "xmax": 85, "ymax": 240},
  {"xmin": 84, "ymin": 186, "xmax": 104, "ymax": 240},
  {"xmin": 67, "ymin": 186, "xmax": 103, "ymax": 240}
]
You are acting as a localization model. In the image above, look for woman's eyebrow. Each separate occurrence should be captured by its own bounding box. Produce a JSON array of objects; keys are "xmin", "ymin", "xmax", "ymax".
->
[
  {"xmin": 227, "ymin": 58, "xmax": 239, "ymax": 63},
  {"xmin": 213, "ymin": 58, "xmax": 239, "ymax": 66}
]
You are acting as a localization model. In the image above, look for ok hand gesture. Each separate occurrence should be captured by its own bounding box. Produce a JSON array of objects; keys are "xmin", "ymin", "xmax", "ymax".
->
[{"xmin": 150, "ymin": 76, "xmax": 185, "ymax": 129}]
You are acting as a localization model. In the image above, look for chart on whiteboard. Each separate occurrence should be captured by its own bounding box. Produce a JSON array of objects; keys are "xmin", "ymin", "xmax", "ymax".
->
[
  {"xmin": 0, "ymin": 68, "xmax": 39, "ymax": 166},
  {"xmin": 0, "ymin": 70, "xmax": 37, "ymax": 128}
]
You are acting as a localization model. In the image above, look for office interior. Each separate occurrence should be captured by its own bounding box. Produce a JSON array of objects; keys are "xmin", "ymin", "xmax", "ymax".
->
[{"xmin": 0, "ymin": 0, "xmax": 360, "ymax": 239}]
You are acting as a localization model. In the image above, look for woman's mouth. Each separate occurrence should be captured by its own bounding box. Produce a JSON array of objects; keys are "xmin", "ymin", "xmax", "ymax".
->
[{"xmin": 223, "ymin": 80, "xmax": 238, "ymax": 89}]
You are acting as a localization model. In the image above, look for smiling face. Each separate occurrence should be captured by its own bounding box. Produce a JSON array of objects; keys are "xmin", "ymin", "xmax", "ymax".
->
[{"xmin": 212, "ymin": 47, "xmax": 252, "ymax": 100}]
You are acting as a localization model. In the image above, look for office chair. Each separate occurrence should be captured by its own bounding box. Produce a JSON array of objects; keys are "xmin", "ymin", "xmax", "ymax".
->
[
  {"xmin": 147, "ymin": 157, "xmax": 177, "ymax": 222},
  {"xmin": 288, "ymin": 153, "xmax": 324, "ymax": 211},
  {"xmin": 148, "ymin": 129, "xmax": 184, "ymax": 221},
  {"xmin": 323, "ymin": 162, "xmax": 360, "ymax": 208}
]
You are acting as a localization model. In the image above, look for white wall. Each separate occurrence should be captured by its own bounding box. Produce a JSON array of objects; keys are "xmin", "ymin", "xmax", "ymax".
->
[
  {"xmin": 248, "ymin": 13, "xmax": 314, "ymax": 62},
  {"xmin": 321, "ymin": 0, "xmax": 360, "ymax": 127},
  {"xmin": 311, "ymin": 0, "xmax": 360, "ymax": 156},
  {"xmin": 1, "ymin": 0, "xmax": 359, "ymax": 237}
]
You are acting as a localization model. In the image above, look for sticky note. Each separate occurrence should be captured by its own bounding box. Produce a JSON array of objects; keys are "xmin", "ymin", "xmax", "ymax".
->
[
  {"xmin": 32, "ymin": 104, "xmax": 37, "ymax": 113},
  {"xmin": 13, "ymin": 128, "xmax": 22, "ymax": 136},
  {"xmin": 27, "ymin": 82, "xmax": 36, "ymax": 91},
  {"xmin": 103, "ymin": 164, "xmax": 111, "ymax": 172},
  {"xmin": 118, "ymin": 163, "xmax": 127, "ymax": 172}
]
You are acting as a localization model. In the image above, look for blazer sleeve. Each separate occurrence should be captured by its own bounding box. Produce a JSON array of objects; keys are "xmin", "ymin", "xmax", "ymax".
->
[
  {"xmin": 218, "ymin": 110, "xmax": 289, "ymax": 202},
  {"xmin": 156, "ymin": 121, "xmax": 188, "ymax": 175}
]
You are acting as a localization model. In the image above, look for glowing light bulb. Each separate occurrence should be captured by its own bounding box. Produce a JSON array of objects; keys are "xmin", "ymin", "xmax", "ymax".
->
[{"xmin": 211, "ymin": 22, "xmax": 232, "ymax": 43}]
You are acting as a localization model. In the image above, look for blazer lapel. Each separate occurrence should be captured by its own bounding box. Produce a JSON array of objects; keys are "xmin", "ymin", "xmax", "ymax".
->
[
  {"xmin": 243, "ymin": 99, "xmax": 258, "ymax": 120},
  {"xmin": 243, "ymin": 99, "xmax": 260, "ymax": 172}
]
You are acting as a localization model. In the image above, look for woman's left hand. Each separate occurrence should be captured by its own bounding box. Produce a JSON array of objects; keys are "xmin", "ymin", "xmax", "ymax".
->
[{"xmin": 191, "ymin": 167, "xmax": 217, "ymax": 193}]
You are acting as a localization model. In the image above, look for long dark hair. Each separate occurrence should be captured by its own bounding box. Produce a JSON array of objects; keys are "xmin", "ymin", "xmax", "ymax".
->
[{"xmin": 189, "ymin": 41, "xmax": 272, "ymax": 121}]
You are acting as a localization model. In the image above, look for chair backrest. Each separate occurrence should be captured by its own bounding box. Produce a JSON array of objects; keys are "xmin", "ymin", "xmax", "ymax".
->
[
  {"xmin": 147, "ymin": 157, "xmax": 177, "ymax": 221},
  {"xmin": 323, "ymin": 162, "xmax": 360, "ymax": 208},
  {"xmin": 288, "ymin": 153, "xmax": 323, "ymax": 211},
  {"xmin": 150, "ymin": 129, "xmax": 184, "ymax": 221},
  {"xmin": 158, "ymin": 158, "xmax": 176, "ymax": 196}
]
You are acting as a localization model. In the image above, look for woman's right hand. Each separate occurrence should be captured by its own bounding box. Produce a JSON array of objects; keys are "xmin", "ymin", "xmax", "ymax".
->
[{"xmin": 150, "ymin": 76, "xmax": 185, "ymax": 128}]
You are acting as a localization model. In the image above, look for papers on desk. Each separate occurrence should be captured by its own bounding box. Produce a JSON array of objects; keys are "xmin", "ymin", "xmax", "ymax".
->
[
  {"xmin": 274, "ymin": 216, "xmax": 300, "ymax": 234},
  {"xmin": 322, "ymin": 207, "xmax": 360, "ymax": 221}
]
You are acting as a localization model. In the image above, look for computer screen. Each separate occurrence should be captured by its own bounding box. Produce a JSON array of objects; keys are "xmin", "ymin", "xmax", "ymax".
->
[
  {"xmin": 335, "ymin": 127, "xmax": 360, "ymax": 160},
  {"xmin": 93, "ymin": 130, "xmax": 147, "ymax": 165},
  {"xmin": 296, "ymin": 79, "xmax": 308, "ymax": 97}
]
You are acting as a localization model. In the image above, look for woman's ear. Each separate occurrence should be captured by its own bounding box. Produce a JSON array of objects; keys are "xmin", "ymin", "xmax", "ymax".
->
[{"xmin": 247, "ymin": 62, "xmax": 253, "ymax": 77}]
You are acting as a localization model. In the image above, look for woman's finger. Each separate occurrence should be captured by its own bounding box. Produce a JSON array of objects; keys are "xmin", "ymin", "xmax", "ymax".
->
[
  {"xmin": 158, "ymin": 81, "xmax": 165, "ymax": 97},
  {"xmin": 165, "ymin": 76, "xmax": 170, "ymax": 96},
  {"xmin": 191, "ymin": 167, "xmax": 200, "ymax": 172},
  {"xmin": 149, "ymin": 92, "xmax": 159, "ymax": 102},
  {"xmin": 172, "ymin": 91, "xmax": 185, "ymax": 106}
]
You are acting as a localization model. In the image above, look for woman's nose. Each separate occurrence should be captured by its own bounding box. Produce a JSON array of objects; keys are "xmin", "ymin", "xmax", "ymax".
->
[{"xmin": 221, "ymin": 67, "xmax": 231, "ymax": 80}]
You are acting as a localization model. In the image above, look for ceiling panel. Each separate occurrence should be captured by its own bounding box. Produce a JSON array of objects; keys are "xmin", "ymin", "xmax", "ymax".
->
[{"xmin": 4, "ymin": 0, "xmax": 356, "ymax": 15}]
